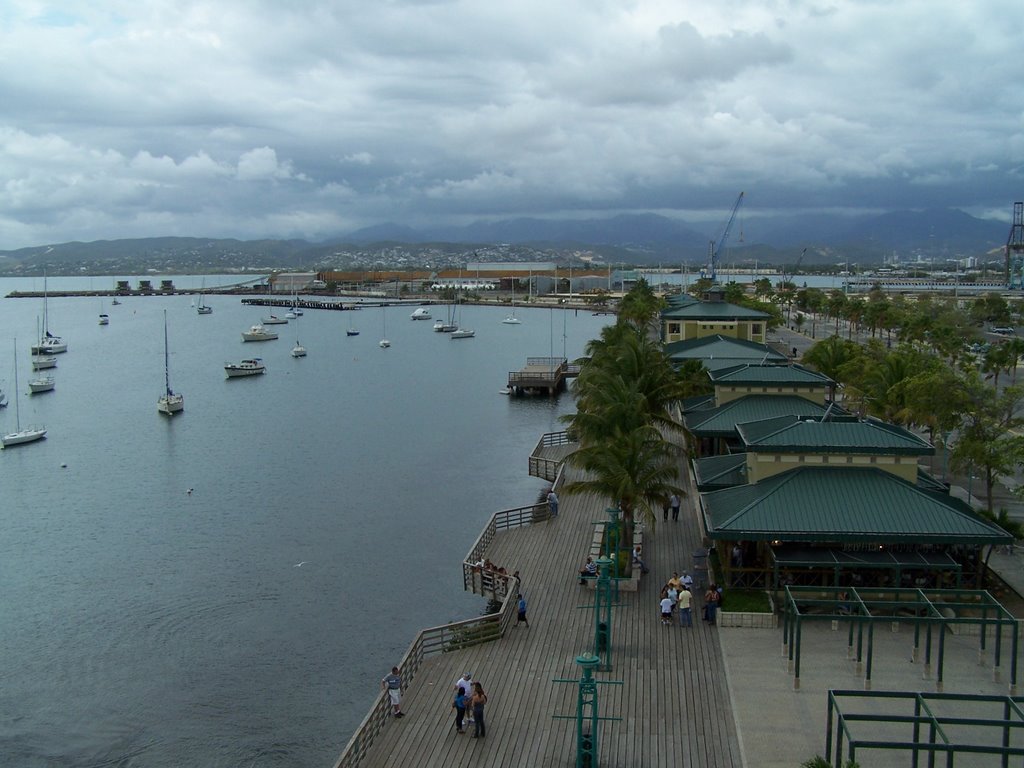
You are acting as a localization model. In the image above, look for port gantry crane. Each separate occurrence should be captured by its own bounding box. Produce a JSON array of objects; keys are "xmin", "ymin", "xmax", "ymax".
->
[{"xmin": 704, "ymin": 191, "xmax": 744, "ymax": 283}]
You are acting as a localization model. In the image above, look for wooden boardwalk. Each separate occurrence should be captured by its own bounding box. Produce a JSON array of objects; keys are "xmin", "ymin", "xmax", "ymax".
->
[{"xmin": 353, "ymin": 447, "xmax": 742, "ymax": 768}]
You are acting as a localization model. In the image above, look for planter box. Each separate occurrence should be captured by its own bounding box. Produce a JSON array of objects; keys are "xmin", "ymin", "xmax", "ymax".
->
[
  {"xmin": 718, "ymin": 610, "xmax": 778, "ymax": 629},
  {"xmin": 584, "ymin": 526, "xmax": 644, "ymax": 592},
  {"xmin": 719, "ymin": 592, "xmax": 778, "ymax": 628}
]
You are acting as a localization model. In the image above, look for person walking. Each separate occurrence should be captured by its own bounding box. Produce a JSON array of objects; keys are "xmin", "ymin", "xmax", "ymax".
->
[
  {"xmin": 669, "ymin": 493, "xmax": 681, "ymax": 522},
  {"xmin": 451, "ymin": 685, "xmax": 467, "ymax": 734},
  {"xmin": 470, "ymin": 682, "xmax": 488, "ymax": 738},
  {"xmin": 547, "ymin": 489, "xmax": 559, "ymax": 518},
  {"xmin": 662, "ymin": 496, "xmax": 670, "ymax": 521},
  {"xmin": 382, "ymin": 666, "xmax": 404, "ymax": 717},
  {"xmin": 516, "ymin": 593, "xmax": 529, "ymax": 627},
  {"xmin": 677, "ymin": 587, "xmax": 692, "ymax": 627},
  {"xmin": 455, "ymin": 673, "xmax": 474, "ymax": 724}
]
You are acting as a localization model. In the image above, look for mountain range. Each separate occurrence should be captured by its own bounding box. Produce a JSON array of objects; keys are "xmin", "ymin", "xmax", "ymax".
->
[{"xmin": 0, "ymin": 208, "xmax": 1011, "ymax": 273}]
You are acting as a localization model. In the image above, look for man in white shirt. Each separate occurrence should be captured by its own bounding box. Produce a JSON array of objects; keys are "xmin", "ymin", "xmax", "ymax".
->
[{"xmin": 456, "ymin": 673, "xmax": 474, "ymax": 723}]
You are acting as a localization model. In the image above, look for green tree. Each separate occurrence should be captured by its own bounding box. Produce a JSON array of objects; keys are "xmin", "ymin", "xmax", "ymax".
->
[
  {"xmin": 951, "ymin": 378, "xmax": 1024, "ymax": 514},
  {"xmin": 802, "ymin": 335, "xmax": 861, "ymax": 382},
  {"xmin": 617, "ymin": 277, "xmax": 664, "ymax": 331}
]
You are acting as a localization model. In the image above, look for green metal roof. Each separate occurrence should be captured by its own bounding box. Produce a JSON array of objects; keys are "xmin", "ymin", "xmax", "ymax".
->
[
  {"xmin": 662, "ymin": 301, "xmax": 771, "ymax": 321},
  {"xmin": 679, "ymin": 393, "xmax": 716, "ymax": 414},
  {"xmin": 684, "ymin": 395, "xmax": 839, "ymax": 438},
  {"xmin": 665, "ymin": 293, "xmax": 701, "ymax": 308},
  {"xmin": 737, "ymin": 415, "xmax": 934, "ymax": 456},
  {"xmin": 692, "ymin": 453, "xmax": 749, "ymax": 489},
  {"xmin": 701, "ymin": 466, "xmax": 1011, "ymax": 545},
  {"xmin": 708, "ymin": 363, "xmax": 835, "ymax": 387},
  {"xmin": 665, "ymin": 335, "xmax": 787, "ymax": 364}
]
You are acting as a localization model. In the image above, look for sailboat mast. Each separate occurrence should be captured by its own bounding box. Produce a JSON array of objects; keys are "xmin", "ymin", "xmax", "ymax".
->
[
  {"xmin": 163, "ymin": 310, "xmax": 171, "ymax": 395},
  {"xmin": 13, "ymin": 340, "xmax": 20, "ymax": 431}
]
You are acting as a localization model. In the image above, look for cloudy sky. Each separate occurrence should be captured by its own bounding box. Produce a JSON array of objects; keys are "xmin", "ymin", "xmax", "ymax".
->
[{"xmin": 1, "ymin": 0, "xmax": 1021, "ymax": 248}]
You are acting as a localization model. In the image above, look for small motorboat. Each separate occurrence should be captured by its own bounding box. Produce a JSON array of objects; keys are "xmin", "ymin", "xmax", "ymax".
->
[
  {"xmin": 450, "ymin": 328, "xmax": 475, "ymax": 339},
  {"xmin": 241, "ymin": 324, "xmax": 279, "ymax": 342},
  {"xmin": 225, "ymin": 358, "xmax": 266, "ymax": 378},
  {"xmin": 262, "ymin": 315, "xmax": 288, "ymax": 325},
  {"xmin": 410, "ymin": 307, "xmax": 432, "ymax": 320},
  {"xmin": 31, "ymin": 355, "xmax": 57, "ymax": 370},
  {"xmin": 379, "ymin": 338, "xmax": 390, "ymax": 348},
  {"xmin": 346, "ymin": 329, "xmax": 360, "ymax": 337},
  {"xmin": 98, "ymin": 313, "xmax": 110, "ymax": 326}
]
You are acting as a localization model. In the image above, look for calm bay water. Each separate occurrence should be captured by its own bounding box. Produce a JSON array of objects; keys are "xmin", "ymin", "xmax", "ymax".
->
[{"xmin": 0, "ymin": 276, "xmax": 610, "ymax": 767}]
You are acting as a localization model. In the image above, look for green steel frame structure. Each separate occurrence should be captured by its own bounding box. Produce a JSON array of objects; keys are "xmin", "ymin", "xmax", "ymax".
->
[
  {"xmin": 826, "ymin": 689, "xmax": 1024, "ymax": 767},
  {"xmin": 781, "ymin": 586, "xmax": 1020, "ymax": 693}
]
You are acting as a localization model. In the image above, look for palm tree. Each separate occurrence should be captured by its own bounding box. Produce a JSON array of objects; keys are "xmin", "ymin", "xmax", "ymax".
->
[{"xmin": 563, "ymin": 423, "xmax": 682, "ymax": 559}]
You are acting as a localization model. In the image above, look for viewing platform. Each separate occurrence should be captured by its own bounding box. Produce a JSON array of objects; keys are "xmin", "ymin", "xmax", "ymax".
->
[
  {"xmin": 507, "ymin": 357, "xmax": 581, "ymax": 396},
  {"xmin": 333, "ymin": 437, "xmax": 743, "ymax": 768}
]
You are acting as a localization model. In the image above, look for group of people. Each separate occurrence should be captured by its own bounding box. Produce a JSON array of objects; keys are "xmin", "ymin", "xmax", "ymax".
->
[
  {"xmin": 658, "ymin": 571, "xmax": 695, "ymax": 627},
  {"xmin": 451, "ymin": 672, "xmax": 489, "ymax": 737},
  {"xmin": 382, "ymin": 669, "xmax": 491, "ymax": 739}
]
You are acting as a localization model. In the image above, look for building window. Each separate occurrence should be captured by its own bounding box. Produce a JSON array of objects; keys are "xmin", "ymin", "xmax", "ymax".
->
[{"xmin": 752, "ymin": 324, "xmax": 762, "ymax": 334}]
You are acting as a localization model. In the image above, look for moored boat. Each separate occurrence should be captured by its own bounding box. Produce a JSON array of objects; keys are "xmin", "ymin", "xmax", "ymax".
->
[
  {"xmin": 410, "ymin": 307, "xmax": 432, "ymax": 320},
  {"xmin": 29, "ymin": 375, "xmax": 55, "ymax": 394},
  {"xmin": 262, "ymin": 314, "xmax": 288, "ymax": 325},
  {"xmin": 2, "ymin": 340, "xmax": 46, "ymax": 447},
  {"xmin": 450, "ymin": 328, "xmax": 476, "ymax": 339},
  {"xmin": 225, "ymin": 358, "xmax": 266, "ymax": 378},
  {"xmin": 31, "ymin": 354, "xmax": 57, "ymax": 370},
  {"xmin": 291, "ymin": 341, "xmax": 307, "ymax": 357},
  {"xmin": 242, "ymin": 324, "xmax": 278, "ymax": 342},
  {"xmin": 157, "ymin": 310, "xmax": 184, "ymax": 415}
]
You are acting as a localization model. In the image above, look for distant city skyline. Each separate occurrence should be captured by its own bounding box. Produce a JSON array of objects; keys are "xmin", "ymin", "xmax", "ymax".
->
[{"xmin": 1, "ymin": 2, "xmax": 1020, "ymax": 250}]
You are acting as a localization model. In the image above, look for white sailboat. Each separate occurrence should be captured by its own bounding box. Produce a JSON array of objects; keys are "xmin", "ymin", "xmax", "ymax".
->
[
  {"xmin": 157, "ymin": 310, "xmax": 184, "ymax": 415},
  {"xmin": 2, "ymin": 340, "xmax": 47, "ymax": 447},
  {"xmin": 31, "ymin": 272, "xmax": 67, "ymax": 354},
  {"xmin": 291, "ymin": 340, "xmax": 307, "ymax": 357},
  {"xmin": 98, "ymin": 297, "xmax": 110, "ymax": 325},
  {"xmin": 28, "ymin": 374, "xmax": 55, "ymax": 394},
  {"xmin": 379, "ymin": 306, "xmax": 390, "ymax": 348},
  {"xmin": 502, "ymin": 279, "xmax": 522, "ymax": 324},
  {"xmin": 450, "ymin": 287, "xmax": 474, "ymax": 339}
]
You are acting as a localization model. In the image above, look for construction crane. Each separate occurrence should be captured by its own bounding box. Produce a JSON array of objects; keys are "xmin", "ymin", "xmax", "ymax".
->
[
  {"xmin": 704, "ymin": 191, "xmax": 744, "ymax": 282},
  {"xmin": 779, "ymin": 248, "xmax": 806, "ymax": 288}
]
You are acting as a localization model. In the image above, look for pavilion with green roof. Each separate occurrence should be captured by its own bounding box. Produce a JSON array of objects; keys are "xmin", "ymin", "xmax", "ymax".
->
[
  {"xmin": 692, "ymin": 415, "xmax": 1011, "ymax": 589},
  {"xmin": 665, "ymin": 335, "xmax": 788, "ymax": 372},
  {"xmin": 660, "ymin": 286, "xmax": 771, "ymax": 344}
]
